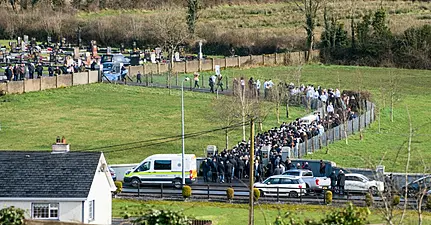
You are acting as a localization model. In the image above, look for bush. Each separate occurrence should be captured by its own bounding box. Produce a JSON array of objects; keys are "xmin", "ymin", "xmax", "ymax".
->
[
  {"xmin": 426, "ymin": 196, "xmax": 431, "ymax": 210},
  {"xmin": 365, "ymin": 193, "xmax": 374, "ymax": 207},
  {"xmin": 325, "ymin": 190, "xmax": 333, "ymax": 205},
  {"xmin": 114, "ymin": 181, "xmax": 123, "ymax": 195},
  {"xmin": 392, "ymin": 195, "xmax": 400, "ymax": 206},
  {"xmin": 253, "ymin": 188, "xmax": 260, "ymax": 201},
  {"xmin": 226, "ymin": 187, "xmax": 234, "ymax": 201},
  {"xmin": 0, "ymin": 206, "xmax": 25, "ymax": 225},
  {"xmin": 321, "ymin": 202, "xmax": 370, "ymax": 225},
  {"xmin": 182, "ymin": 185, "xmax": 192, "ymax": 199},
  {"xmin": 134, "ymin": 209, "xmax": 191, "ymax": 225}
]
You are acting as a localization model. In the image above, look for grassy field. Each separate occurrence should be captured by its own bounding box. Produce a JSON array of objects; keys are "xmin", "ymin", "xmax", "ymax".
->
[
  {"xmin": 1, "ymin": 64, "xmax": 430, "ymax": 172},
  {"xmin": 112, "ymin": 199, "xmax": 431, "ymax": 224},
  {"xmin": 0, "ymin": 83, "xmax": 305, "ymax": 164}
]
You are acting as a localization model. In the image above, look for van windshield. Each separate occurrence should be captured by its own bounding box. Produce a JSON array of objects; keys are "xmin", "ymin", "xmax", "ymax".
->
[{"xmin": 136, "ymin": 161, "xmax": 150, "ymax": 172}]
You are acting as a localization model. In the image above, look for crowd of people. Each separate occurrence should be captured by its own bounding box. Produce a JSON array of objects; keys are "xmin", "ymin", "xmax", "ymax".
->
[
  {"xmin": 4, "ymin": 62, "xmax": 88, "ymax": 81},
  {"xmin": 201, "ymin": 80, "xmax": 363, "ymax": 185}
]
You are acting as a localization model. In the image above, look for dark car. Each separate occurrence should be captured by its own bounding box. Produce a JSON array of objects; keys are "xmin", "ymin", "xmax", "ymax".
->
[
  {"xmin": 401, "ymin": 176, "xmax": 431, "ymax": 198},
  {"xmin": 109, "ymin": 166, "xmax": 117, "ymax": 181}
]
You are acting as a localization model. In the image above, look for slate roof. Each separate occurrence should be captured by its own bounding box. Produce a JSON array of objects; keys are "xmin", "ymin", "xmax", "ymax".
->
[{"xmin": 0, "ymin": 151, "xmax": 101, "ymax": 199}]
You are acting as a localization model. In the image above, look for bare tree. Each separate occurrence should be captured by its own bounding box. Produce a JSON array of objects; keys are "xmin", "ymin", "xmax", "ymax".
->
[
  {"xmin": 389, "ymin": 74, "xmax": 400, "ymax": 123},
  {"xmin": 293, "ymin": 0, "xmax": 325, "ymax": 61}
]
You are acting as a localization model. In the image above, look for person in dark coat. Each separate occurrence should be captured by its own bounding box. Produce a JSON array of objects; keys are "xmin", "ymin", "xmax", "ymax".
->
[
  {"xmin": 274, "ymin": 165, "xmax": 282, "ymax": 175},
  {"xmin": 5, "ymin": 64, "xmax": 13, "ymax": 81},
  {"xmin": 218, "ymin": 161, "xmax": 225, "ymax": 183},
  {"xmin": 337, "ymin": 170, "xmax": 346, "ymax": 195},
  {"xmin": 48, "ymin": 65, "xmax": 54, "ymax": 77},
  {"xmin": 329, "ymin": 171, "xmax": 337, "ymax": 192},
  {"xmin": 225, "ymin": 161, "xmax": 233, "ymax": 183},
  {"xmin": 237, "ymin": 157, "xmax": 245, "ymax": 179},
  {"xmin": 285, "ymin": 159, "xmax": 293, "ymax": 170},
  {"xmin": 319, "ymin": 160, "xmax": 326, "ymax": 176},
  {"xmin": 255, "ymin": 160, "xmax": 264, "ymax": 183},
  {"xmin": 202, "ymin": 159, "xmax": 210, "ymax": 182},
  {"xmin": 36, "ymin": 63, "xmax": 43, "ymax": 78},
  {"xmin": 210, "ymin": 159, "xmax": 218, "ymax": 183},
  {"xmin": 28, "ymin": 63, "xmax": 35, "ymax": 79}
]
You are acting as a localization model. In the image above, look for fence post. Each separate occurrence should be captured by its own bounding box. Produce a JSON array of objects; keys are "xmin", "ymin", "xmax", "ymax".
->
[
  {"xmin": 298, "ymin": 144, "xmax": 302, "ymax": 158},
  {"xmin": 176, "ymin": 73, "xmax": 179, "ymax": 86},
  {"xmin": 277, "ymin": 187, "xmax": 280, "ymax": 202},
  {"xmin": 207, "ymin": 185, "xmax": 210, "ymax": 200},
  {"xmin": 201, "ymin": 75, "xmax": 205, "ymax": 88},
  {"xmin": 275, "ymin": 53, "xmax": 278, "ymax": 64},
  {"xmin": 189, "ymin": 78, "xmax": 192, "ymax": 91},
  {"xmin": 166, "ymin": 73, "xmax": 169, "ymax": 88},
  {"xmin": 305, "ymin": 138, "xmax": 308, "ymax": 156},
  {"xmin": 332, "ymin": 128, "xmax": 335, "ymax": 142},
  {"xmin": 225, "ymin": 76, "xmax": 229, "ymax": 90},
  {"xmin": 199, "ymin": 59, "xmax": 202, "ymax": 72},
  {"xmin": 300, "ymin": 187, "xmax": 302, "ymax": 203},
  {"xmin": 311, "ymin": 137, "xmax": 315, "ymax": 153},
  {"xmin": 339, "ymin": 125, "xmax": 342, "ymax": 139},
  {"xmin": 224, "ymin": 57, "xmax": 228, "ymax": 69},
  {"xmin": 146, "ymin": 74, "xmax": 149, "ymax": 86},
  {"xmin": 137, "ymin": 184, "xmax": 140, "ymax": 197},
  {"xmin": 161, "ymin": 183, "xmax": 164, "ymax": 198},
  {"xmin": 351, "ymin": 119, "xmax": 355, "ymax": 135},
  {"xmin": 150, "ymin": 72, "xmax": 153, "ymax": 84},
  {"xmin": 237, "ymin": 56, "xmax": 241, "ymax": 68},
  {"xmin": 185, "ymin": 60, "xmax": 188, "ymax": 73},
  {"xmin": 157, "ymin": 62, "xmax": 160, "ymax": 74},
  {"xmin": 262, "ymin": 54, "xmax": 265, "ymax": 66},
  {"xmin": 143, "ymin": 64, "xmax": 146, "ymax": 75},
  {"xmin": 249, "ymin": 55, "xmax": 252, "ymax": 63},
  {"xmin": 211, "ymin": 58, "xmax": 215, "ymax": 71}
]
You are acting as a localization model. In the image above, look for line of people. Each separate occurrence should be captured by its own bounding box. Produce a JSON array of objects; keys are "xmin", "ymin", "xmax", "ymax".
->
[{"xmin": 4, "ymin": 63, "xmax": 87, "ymax": 81}]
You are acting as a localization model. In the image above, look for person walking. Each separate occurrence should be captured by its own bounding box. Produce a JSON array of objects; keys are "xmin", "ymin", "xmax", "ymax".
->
[
  {"xmin": 337, "ymin": 170, "xmax": 346, "ymax": 195},
  {"xmin": 48, "ymin": 64, "xmax": 54, "ymax": 77},
  {"xmin": 218, "ymin": 161, "xmax": 225, "ymax": 183},
  {"xmin": 209, "ymin": 75, "xmax": 215, "ymax": 93},
  {"xmin": 28, "ymin": 63, "xmax": 35, "ymax": 79},
  {"xmin": 225, "ymin": 161, "xmax": 233, "ymax": 183},
  {"xmin": 193, "ymin": 72, "xmax": 200, "ymax": 89},
  {"xmin": 211, "ymin": 159, "xmax": 218, "ymax": 183},
  {"xmin": 202, "ymin": 159, "xmax": 210, "ymax": 182},
  {"xmin": 215, "ymin": 74, "xmax": 223, "ymax": 92},
  {"xmin": 136, "ymin": 71, "xmax": 142, "ymax": 83},
  {"xmin": 237, "ymin": 157, "xmax": 245, "ymax": 179},
  {"xmin": 329, "ymin": 171, "xmax": 337, "ymax": 193},
  {"xmin": 36, "ymin": 63, "xmax": 43, "ymax": 78}
]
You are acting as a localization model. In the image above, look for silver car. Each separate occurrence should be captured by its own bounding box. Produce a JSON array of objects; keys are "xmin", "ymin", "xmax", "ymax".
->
[{"xmin": 253, "ymin": 175, "xmax": 306, "ymax": 198}]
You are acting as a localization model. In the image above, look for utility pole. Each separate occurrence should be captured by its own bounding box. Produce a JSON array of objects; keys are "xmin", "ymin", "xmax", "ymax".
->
[{"xmin": 248, "ymin": 119, "xmax": 255, "ymax": 225}]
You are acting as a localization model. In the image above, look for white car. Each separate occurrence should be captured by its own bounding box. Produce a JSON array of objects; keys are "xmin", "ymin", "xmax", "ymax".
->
[
  {"xmin": 253, "ymin": 175, "xmax": 306, "ymax": 198},
  {"xmin": 344, "ymin": 173, "xmax": 384, "ymax": 195}
]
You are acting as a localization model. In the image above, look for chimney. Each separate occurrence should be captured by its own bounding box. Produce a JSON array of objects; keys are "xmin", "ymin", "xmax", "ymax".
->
[{"xmin": 52, "ymin": 136, "xmax": 70, "ymax": 154}]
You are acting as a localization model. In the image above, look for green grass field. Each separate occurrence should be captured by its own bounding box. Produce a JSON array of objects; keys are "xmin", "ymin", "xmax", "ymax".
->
[
  {"xmin": 112, "ymin": 199, "xmax": 431, "ymax": 224},
  {"xmin": 1, "ymin": 64, "xmax": 430, "ymax": 172}
]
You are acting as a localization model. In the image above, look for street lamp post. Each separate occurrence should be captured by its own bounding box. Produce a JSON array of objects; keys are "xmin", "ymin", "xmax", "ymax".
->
[{"xmin": 181, "ymin": 77, "xmax": 190, "ymax": 186}]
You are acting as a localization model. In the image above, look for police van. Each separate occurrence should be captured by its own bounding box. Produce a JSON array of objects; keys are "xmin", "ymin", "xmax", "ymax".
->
[{"xmin": 123, "ymin": 154, "xmax": 197, "ymax": 189}]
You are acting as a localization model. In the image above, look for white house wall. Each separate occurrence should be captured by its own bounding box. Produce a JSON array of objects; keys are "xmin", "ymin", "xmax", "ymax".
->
[
  {"xmin": 0, "ymin": 200, "xmax": 82, "ymax": 223},
  {"xmin": 85, "ymin": 154, "xmax": 114, "ymax": 225}
]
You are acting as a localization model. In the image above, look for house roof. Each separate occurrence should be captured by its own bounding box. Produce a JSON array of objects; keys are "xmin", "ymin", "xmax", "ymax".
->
[{"xmin": 0, "ymin": 151, "xmax": 102, "ymax": 199}]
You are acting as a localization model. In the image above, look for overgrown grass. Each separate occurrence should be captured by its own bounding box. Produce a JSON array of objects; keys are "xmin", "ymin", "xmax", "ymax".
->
[{"xmin": 112, "ymin": 198, "xmax": 431, "ymax": 224}]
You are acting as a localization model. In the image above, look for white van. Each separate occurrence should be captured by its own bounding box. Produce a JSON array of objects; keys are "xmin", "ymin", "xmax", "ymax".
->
[
  {"xmin": 299, "ymin": 114, "xmax": 318, "ymax": 125},
  {"xmin": 123, "ymin": 154, "xmax": 197, "ymax": 189}
]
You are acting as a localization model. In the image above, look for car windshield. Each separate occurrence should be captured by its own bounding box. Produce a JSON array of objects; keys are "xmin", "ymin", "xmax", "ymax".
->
[{"xmin": 284, "ymin": 171, "xmax": 300, "ymax": 176}]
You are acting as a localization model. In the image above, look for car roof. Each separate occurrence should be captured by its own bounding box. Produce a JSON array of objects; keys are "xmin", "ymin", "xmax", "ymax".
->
[
  {"xmin": 285, "ymin": 169, "xmax": 311, "ymax": 172},
  {"xmin": 268, "ymin": 175, "xmax": 301, "ymax": 179},
  {"xmin": 345, "ymin": 173, "xmax": 367, "ymax": 177}
]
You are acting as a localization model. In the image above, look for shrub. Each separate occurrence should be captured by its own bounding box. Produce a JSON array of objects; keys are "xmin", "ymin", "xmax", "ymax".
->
[
  {"xmin": 325, "ymin": 190, "xmax": 333, "ymax": 205},
  {"xmin": 0, "ymin": 206, "xmax": 25, "ymax": 225},
  {"xmin": 182, "ymin": 185, "xmax": 192, "ymax": 199},
  {"xmin": 226, "ymin": 187, "xmax": 234, "ymax": 201},
  {"xmin": 134, "ymin": 209, "xmax": 191, "ymax": 225},
  {"xmin": 253, "ymin": 188, "xmax": 260, "ymax": 201},
  {"xmin": 392, "ymin": 195, "xmax": 400, "ymax": 206},
  {"xmin": 426, "ymin": 196, "xmax": 431, "ymax": 210},
  {"xmin": 321, "ymin": 202, "xmax": 370, "ymax": 225},
  {"xmin": 114, "ymin": 181, "xmax": 123, "ymax": 195},
  {"xmin": 365, "ymin": 193, "xmax": 374, "ymax": 207}
]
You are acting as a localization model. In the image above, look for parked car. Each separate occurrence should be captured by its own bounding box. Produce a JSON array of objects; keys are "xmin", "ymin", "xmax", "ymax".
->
[
  {"xmin": 401, "ymin": 175, "xmax": 431, "ymax": 198},
  {"xmin": 343, "ymin": 173, "xmax": 384, "ymax": 195},
  {"xmin": 282, "ymin": 169, "xmax": 331, "ymax": 191},
  {"xmin": 253, "ymin": 175, "xmax": 306, "ymax": 198},
  {"xmin": 109, "ymin": 167, "xmax": 117, "ymax": 181}
]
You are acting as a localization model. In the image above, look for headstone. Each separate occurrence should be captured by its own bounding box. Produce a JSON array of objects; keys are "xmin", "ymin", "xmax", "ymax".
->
[
  {"xmin": 215, "ymin": 65, "xmax": 220, "ymax": 75},
  {"xmin": 73, "ymin": 47, "xmax": 80, "ymax": 60},
  {"xmin": 174, "ymin": 52, "xmax": 180, "ymax": 62},
  {"xmin": 23, "ymin": 35, "xmax": 29, "ymax": 43},
  {"xmin": 107, "ymin": 47, "xmax": 112, "ymax": 55},
  {"xmin": 150, "ymin": 52, "xmax": 156, "ymax": 64}
]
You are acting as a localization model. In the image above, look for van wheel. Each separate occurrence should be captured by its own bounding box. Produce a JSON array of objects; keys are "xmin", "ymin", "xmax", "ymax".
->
[
  {"xmin": 131, "ymin": 178, "xmax": 141, "ymax": 188},
  {"xmin": 173, "ymin": 179, "xmax": 182, "ymax": 189},
  {"xmin": 290, "ymin": 191, "xmax": 299, "ymax": 198}
]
